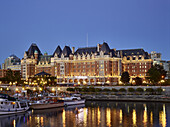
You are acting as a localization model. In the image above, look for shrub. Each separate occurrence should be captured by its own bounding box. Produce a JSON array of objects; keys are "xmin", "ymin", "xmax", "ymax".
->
[
  {"xmin": 136, "ymin": 88, "xmax": 144, "ymax": 92},
  {"xmin": 145, "ymin": 88, "xmax": 154, "ymax": 92},
  {"xmin": 95, "ymin": 88, "xmax": 102, "ymax": 92},
  {"xmin": 103, "ymin": 88, "xmax": 111, "ymax": 92},
  {"xmin": 88, "ymin": 87, "xmax": 96, "ymax": 92},
  {"xmin": 155, "ymin": 88, "xmax": 163, "ymax": 92},
  {"xmin": 66, "ymin": 88, "xmax": 75, "ymax": 92},
  {"xmin": 81, "ymin": 87, "xmax": 88, "ymax": 92},
  {"xmin": 128, "ymin": 88, "xmax": 135, "ymax": 92},
  {"xmin": 75, "ymin": 87, "xmax": 81, "ymax": 92},
  {"xmin": 119, "ymin": 88, "xmax": 126, "ymax": 92},
  {"xmin": 135, "ymin": 77, "xmax": 142, "ymax": 85},
  {"xmin": 112, "ymin": 88, "xmax": 118, "ymax": 92}
]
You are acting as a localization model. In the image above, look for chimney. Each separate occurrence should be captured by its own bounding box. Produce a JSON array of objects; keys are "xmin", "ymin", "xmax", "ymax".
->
[
  {"xmin": 120, "ymin": 50, "xmax": 123, "ymax": 58},
  {"xmin": 72, "ymin": 47, "xmax": 75, "ymax": 54},
  {"xmin": 97, "ymin": 44, "xmax": 100, "ymax": 52}
]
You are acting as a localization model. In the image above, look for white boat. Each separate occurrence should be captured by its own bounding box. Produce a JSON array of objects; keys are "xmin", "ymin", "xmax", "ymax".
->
[
  {"xmin": 0, "ymin": 98, "xmax": 29, "ymax": 115},
  {"xmin": 60, "ymin": 97, "xmax": 85, "ymax": 106},
  {"xmin": 29, "ymin": 98, "xmax": 64, "ymax": 110}
]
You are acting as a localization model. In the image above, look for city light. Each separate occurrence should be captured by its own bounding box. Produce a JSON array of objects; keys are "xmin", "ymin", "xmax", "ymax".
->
[
  {"xmin": 52, "ymin": 87, "xmax": 55, "ymax": 92},
  {"xmin": 15, "ymin": 88, "xmax": 19, "ymax": 91}
]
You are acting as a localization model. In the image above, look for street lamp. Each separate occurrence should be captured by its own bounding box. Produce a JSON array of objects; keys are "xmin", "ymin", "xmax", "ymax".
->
[
  {"xmin": 39, "ymin": 87, "xmax": 43, "ymax": 91},
  {"xmin": 52, "ymin": 87, "xmax": 55, "ymax": 92}
]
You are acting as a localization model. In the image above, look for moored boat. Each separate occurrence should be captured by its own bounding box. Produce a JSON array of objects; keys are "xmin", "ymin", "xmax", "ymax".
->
[
  {"xmin": 0, "ymin": 98, "xmax": 29, "ymax": 115},
  {"xmin": 59, "ymin": 96, "xmax": 85, "ymax": 106},
  {"xmin": 29, "ymin": 97, "xmax": 64, "ymax": 110}
]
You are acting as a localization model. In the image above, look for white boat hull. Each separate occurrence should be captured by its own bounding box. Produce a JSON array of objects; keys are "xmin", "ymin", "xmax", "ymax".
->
[
  {"xmin": 64, "ymin": 100, "xmax": 85, "ymax": 106},
  {"xmin": 30, "ymin": 103, "xmax": 64, "ymax": 110},
  {"xmin": 0, "ymin": 107, "xmax": 29, "ymax": 115}
]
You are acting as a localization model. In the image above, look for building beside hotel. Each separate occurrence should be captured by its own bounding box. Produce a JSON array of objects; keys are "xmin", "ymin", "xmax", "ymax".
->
[
  {"xmin": 21, "ymin": 42, "xmax": 153, "ymax": 85},
  {"xmin": 2, "ymin": 54, "xmax": 21, "ymax": 71},
  {"xmin": 150, "ymin": 51, "xmax": 170, "ymax": 79}
]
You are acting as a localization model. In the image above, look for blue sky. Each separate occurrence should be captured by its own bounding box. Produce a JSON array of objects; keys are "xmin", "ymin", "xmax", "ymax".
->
[{"xmin": 0, "ymin": 0, "xmax": 169, "ymax": 64}]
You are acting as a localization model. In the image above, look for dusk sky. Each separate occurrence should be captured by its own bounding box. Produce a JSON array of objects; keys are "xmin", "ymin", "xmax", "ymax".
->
[{"xmin": 0, "ymin": 0, "xmax": 169, "ymax": 65}]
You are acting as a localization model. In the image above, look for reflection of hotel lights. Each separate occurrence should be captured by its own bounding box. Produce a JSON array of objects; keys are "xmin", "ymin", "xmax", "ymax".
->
[
  {"xmin": 62, "ymin": 109, "xmax": 66, "ymax": 127},
  {"xmin": 41, "ymin": 117, "xmax": 44, "ymax": 126},
  {"xmin": 150, "ymin": 112, "xmax": 153, "ymax": 125},
  {"xmin": 120, "ymin": 109, "xmax": 122, "ymax": 124},
  {"xmin": 36, "ymin": 117, "xmax": 40, "ymax": 125},
  {"xmin": 106, "ymin": 108, "xmax": 111, "ymax": 127},
  {"xmin": 13, "ymin": 120, "xmax": 16, "ymax": 127},
  {"xmin": 132, "ymin": 109, "xmax": 136, "ymax": 126},
  {"xmin": 159, "ymin": 104, "xmax": 166, "ymax": 127},
  {"xmin": 143, "ymin": 104, "xmax": 147, "ymax": 126},
  {"xmin": 92, "ymin": 108, "xmax": 95, "ymax": 123},
  {"xmin": 84, "ymin": 108, "xmax": 87, "ymax": 126},
  {"xmin": 97, "ymin": 107, "xmax": 100, "ymax": 126}
]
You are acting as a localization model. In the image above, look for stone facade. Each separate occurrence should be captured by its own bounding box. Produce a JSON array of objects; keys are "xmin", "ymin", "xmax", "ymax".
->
[{"xmin": 21, "ymin": 42, "xmax": 153, "ymax": 85}]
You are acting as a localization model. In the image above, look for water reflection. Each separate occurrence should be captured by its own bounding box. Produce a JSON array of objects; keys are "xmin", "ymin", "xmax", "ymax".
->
[
  {"xmin": 132, "ymin": 109, "xmax": 136, "ymax": 126},
  {"xmin": 0, "ymin": 102, "xmax": 169, "ymax": 127}
]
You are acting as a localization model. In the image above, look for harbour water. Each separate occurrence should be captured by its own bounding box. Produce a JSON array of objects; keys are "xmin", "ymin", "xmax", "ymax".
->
[{"xmin": 0, "ymin": 101, "xmax": 169, "ymax": 127}]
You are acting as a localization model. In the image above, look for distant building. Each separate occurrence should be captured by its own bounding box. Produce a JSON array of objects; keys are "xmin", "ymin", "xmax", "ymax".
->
[
  {"xmin": 2, "ymin": 54, "xmax": 21, "ymax": 71},
  {"xmin": 150, "ymin": 51, "xmax": 170, "ymax": 79},
  {"xmin": 151, "ymin": 51, "xmax": 161, "ymax": 61},
  {"xmin": 21, "ymin": 42, "xmax": 153, "ymax": 85},
  {"xmin": 167, "ymin": 61, "xmax": 170, "ymax": 79}
]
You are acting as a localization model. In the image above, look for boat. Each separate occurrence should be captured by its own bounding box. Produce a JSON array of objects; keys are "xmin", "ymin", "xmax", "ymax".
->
[
  {"xmin": 29, "ymin": 97, "xmax": 64, "ymax": 110},
  {"xmin": 0, "ymin": 98, "xmax": 29, "ymax": 115},
  {"xmin": 59, "ymin": 96, "xmax": 85, "ymax": 106}
]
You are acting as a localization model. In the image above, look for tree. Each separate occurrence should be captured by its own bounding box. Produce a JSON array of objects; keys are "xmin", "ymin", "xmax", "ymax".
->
[
  {"xmin": 120, "ymin": 72, "xmax": 130, "ymax": 84},
  {"xmin": 14, "ymin": 71, "xmax": 21, "ymax": 85},
  {"xmin": 156, "ymin": 88, "xmax": 163, "ymax": 93},
  {"xmin": 119, "ymin": 88, "xmax": 126, "ymax": 92},
  {"xmin": 154, "ymin": 64, "xmax": 167, "ymax": 78},
  {"xmin": 112, "ymin": 88, "xmax": 118, "ymax": 92},
  {"xmin": 128, "ymin": 88, "xmax": 135, "ymax": 92},
  {"xmin": 136, "ymin": 88, "xmax": 144, "ymax": 92},
  {"xmin": 146, "ymin": 66, "xmax": 162, "ymax": 85},
  {"xmin": 135, "ymin": 77, "xmax": 142, "ymax": 85},
  {"xmin": 66, "ymin": 88, "xmax": 75, "ymax": 92},
  {"xmin": 5, "ymin": 69, "xmax": 14, "ymax": 83},
  {"xmin": 145, "ymin": 88, "xmax": 154, "ymax": 92}
]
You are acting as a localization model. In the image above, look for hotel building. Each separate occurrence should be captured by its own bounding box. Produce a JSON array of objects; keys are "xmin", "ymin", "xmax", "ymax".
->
[{"xmin": 21, "ymin": 42, "xmax": 153, "ymax": 85}]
